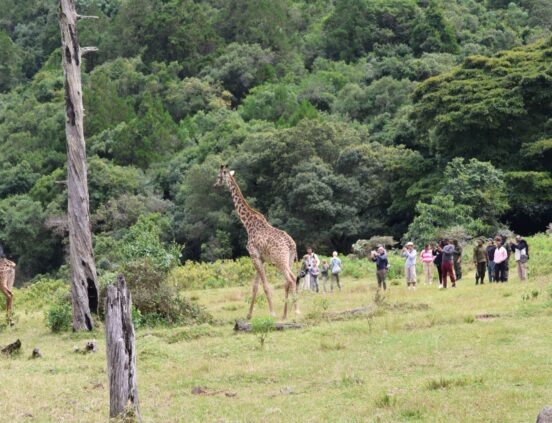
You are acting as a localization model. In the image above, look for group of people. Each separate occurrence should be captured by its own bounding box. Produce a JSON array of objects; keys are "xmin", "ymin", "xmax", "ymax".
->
[
  {"xmin": 370, "ymin": 234, "xmax": 529, "ymax": 291},
  {"xmin": 296, "ymin": 247, "xmax": 342, "ymax": 293}
]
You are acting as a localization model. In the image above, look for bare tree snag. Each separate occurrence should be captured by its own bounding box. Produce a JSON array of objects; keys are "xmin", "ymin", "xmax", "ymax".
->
[
  {"xmin": 105, "ymin": 275, "xmax": 141, "ymax": 421},
  {"xmin": 59, "ymin": 0, "xmax": 99, "ymax": 331}
]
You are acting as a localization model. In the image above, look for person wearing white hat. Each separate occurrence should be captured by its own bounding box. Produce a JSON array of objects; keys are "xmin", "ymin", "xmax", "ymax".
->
[{"xmin": 401, "ymin": 242, "xmax": 417, "ymax": 291}]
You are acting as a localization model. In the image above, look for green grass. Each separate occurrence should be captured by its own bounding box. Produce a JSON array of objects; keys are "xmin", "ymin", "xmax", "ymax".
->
[{"xmin": 1, "ymin": 235, "xmax": 552, "ymax": 422}]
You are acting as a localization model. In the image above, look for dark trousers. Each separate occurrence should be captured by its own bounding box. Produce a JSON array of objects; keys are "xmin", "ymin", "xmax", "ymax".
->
[
  {"xmin": 376, "ymin": 269, "xmax": 387, "ymax": 290},
  {"xmin": 476, "ymin": 262, "xmax": 486, "ymax": 284},
  {"xmin": 495, "ymin": 262, "xmax": 507, "ymax": 282},
  {"xmin": 441, "ymin": 261, "xmax": 456, "ymax": 288},
  {"xmin": 454, "ymin": 261, "xmax": 462, "ymax": 280},
  {"xmin": 435, "ymin": 264, "xmax": 442, "ymax": 285},
  {"xmin": 331, "ymin": 272, "xmax": 341, "ymax": 291}
]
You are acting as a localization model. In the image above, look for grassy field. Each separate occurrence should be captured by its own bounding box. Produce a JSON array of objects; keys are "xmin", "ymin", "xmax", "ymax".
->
[{"xmin": 1, "ymin": 235, "xmax": 552, "ymax": 422}]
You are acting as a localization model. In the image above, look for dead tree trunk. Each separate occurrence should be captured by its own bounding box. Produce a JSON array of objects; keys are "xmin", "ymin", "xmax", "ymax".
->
[
  {"xmin": 105, "ymin": 275, "xmax": 141, "ymax": 421},
  {"xmin": 59, "ymin": 0, "xmax": 99, "ymax": 331}
]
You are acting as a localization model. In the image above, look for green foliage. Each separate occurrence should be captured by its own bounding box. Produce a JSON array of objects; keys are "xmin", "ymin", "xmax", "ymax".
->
[
  {"xmin": 119, "ymin": 214, "xmax": 181, "ymax": 272},
  {"xmin": 250, "ymin": 316, "xmax": 275, "ymax": 349},
  {"xmin": 413, "ymin": 38, "xmax": 552, "ymax": 168},
  {"xmin": 440, "ymin": 158, "xmax": 509, "ymax": 225},
  {"xmin": 404, "ymin": 195, "xmax": 484, "ymax": 245},
  {"xmin": 200, "ymin": 43, "xmax": 276, "ymax": 101},
  {"xmin": 122, "ymin": 258, "xmax": 212, "ymax": 326},
  {"xmin": 410, "ymin": 0, "xmax": 459, "ymax": 55},
  {"xmin": 45, "ymin": 294, "xmax": 72, "ymax": 333}
]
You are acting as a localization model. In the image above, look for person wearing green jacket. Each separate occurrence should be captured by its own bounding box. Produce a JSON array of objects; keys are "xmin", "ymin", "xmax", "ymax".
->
[{"xmin": 473, "ymin": 239, "xmax": 487, "ymax": 285}]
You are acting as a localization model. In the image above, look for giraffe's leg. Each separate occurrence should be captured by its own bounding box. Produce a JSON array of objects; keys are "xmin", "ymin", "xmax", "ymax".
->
[
  {"xmin": 246, "ymin": 273, "xmax": 261, "ymax": 320},
  {"xmin": 283, "ymin": 280, "xmax": 290, "ymax": 320},
  {"xmin": 286, "ymin": 269, "xmax": 300, "ymax": 317},
  {"xmin": 0, "ymin": 284, "xmax": 13, "ymax": 323},
  {"xmin": 251, "ymin": 255, "xmax": 276, "ymax": 317}
]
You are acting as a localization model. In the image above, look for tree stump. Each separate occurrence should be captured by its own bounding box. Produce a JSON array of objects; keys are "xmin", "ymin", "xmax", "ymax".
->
[
  {"xmin": 537, "ymin": 406, "xmax": 552, "ymax": 423},
  {"xmin": 105, "ymin": 275, "xmax": 141, "ymax": 421},
  {"xmin": 1, "ymin": 339, "xmax": 21, "ymax": 356}
]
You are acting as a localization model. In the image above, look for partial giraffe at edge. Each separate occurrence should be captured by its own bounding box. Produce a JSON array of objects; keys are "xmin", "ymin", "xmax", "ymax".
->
[
  {"xmin": 0, "ymin": 257, "xmax": 16, "ymax": 325},
  {"xmin": 214, "ymin": 165, "xmax": 300, "ymax": 320}
]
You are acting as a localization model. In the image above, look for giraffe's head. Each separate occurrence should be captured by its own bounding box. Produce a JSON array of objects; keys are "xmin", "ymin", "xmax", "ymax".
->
[{"xmin": 214, "ymin": 165, "xmax": 234, "ymax": 188}]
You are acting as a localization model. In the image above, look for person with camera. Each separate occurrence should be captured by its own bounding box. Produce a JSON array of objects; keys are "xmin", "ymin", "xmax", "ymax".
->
[
  {"xmin": 440, "ymin": 239, "xmax": 457, "ymax": 288},
  {"xmin": 401, "ymin": 242, "xmax": 417, "ymax": 291},
  {"xmin": 510, "ymin": 235, "xmax": 529, "ymax": 281},
  {"xmin": 371, "ymin": 246, "xmax": 388, "ymax": 291}
]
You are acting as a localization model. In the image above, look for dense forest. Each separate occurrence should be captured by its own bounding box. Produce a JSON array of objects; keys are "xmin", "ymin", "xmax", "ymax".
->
[{"xmin": 0, "ymin": 0, "xmax": 551, "ymax": 282}]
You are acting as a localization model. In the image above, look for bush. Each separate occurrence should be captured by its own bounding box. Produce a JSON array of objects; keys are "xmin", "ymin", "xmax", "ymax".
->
[
  {"xmin": 45, "ymin": 297, "xmax": 72, "ymax": 332},
  {"xmin": 122, "ymin": 258, "xmax": 212, "ymax": 326},
  {"xmin": 352, "ymin": 236, "xmax": 397, "ymax": 257},
  {"xmin": 16, "ymin": 278, "xmax": 69, "ymax": 310}
]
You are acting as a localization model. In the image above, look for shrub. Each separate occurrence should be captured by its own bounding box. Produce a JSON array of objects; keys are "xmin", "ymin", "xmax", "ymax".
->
[
  {"xmin": 120, "ymin": 258, "xmax": 212, "ymax": 326},
  {"xmin": 16, "ymin": 278, "xmax": 69, "ymax": 310},
  {"xmin": 352, "ymin": 236, "xmax": 397, "ymax": 257},
  {"xmin": 45, "ymin": 296, "xmax": 72, "ymax": 332}
]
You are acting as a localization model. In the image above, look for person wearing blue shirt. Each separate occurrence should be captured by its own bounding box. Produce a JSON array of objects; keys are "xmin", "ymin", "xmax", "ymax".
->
[{"xmin": 371, "ymin": 246, "xmax": 388, "ymax": 290}]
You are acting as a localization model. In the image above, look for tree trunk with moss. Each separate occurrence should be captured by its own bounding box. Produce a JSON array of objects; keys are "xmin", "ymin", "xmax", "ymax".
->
[{"xmin": 59, "ymin": 0, "xmax": 99, "ymax": 331}]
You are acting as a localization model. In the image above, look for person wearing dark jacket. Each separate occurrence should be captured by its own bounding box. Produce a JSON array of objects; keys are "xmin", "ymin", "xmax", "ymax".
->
[
  {"xmin": 433, "ymin": 241, "xmax": 444, "ymax": 287},
  {"xmin": 371, "ymin": 247, "xmax": 388, "ymax": 291},
  {"xmin": 486, "ymin": 239, "xmax": 496, "ymax": 283},
  {"xmin": 510, "ymin": 235, "xmax": 529, "ymax": 281},
  {"xmin": 452, "ymin": 239, "xmax": 462, "ymax": 280}
]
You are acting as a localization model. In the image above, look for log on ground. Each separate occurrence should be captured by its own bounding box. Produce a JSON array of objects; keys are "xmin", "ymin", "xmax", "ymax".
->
[{"xmin": 234, "ymin": 320, "xmax": 303, "ymax": 332}]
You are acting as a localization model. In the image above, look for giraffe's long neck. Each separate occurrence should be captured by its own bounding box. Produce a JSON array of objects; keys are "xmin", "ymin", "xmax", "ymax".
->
[{"xmin": 227, "ymin": 176, "xmax": 265, "ymax": 233}]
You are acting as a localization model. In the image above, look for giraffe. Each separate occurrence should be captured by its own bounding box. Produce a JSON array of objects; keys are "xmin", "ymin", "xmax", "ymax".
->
[
  {"xmin": 214, "ymin": 165, "xmax": 300, "ymax": 320},
  {"xmin": 0, "ymin": 257, "xmax": 16, "ymax": 324}
]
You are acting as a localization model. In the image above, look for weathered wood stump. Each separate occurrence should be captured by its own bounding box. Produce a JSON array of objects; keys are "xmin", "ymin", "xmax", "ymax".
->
[
  {"xmin": 1, "ymin": 339, "xmax": 21, "ymax": 355},
  {"xmin": 105, "ymin": 275, "xmax": 141, "ymax": 421},
  {"xmin": 234, "ymin": 320, "xmax": 303, "ymax": 332},
  {"xmin": 537, "ymin": 406, "xmax": 552, "ymax": 423}
]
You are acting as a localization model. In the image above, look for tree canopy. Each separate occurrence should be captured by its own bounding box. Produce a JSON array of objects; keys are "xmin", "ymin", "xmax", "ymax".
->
[{"xmin": 0, "ymin": 0, "xmax": 550, "ymax": 281}]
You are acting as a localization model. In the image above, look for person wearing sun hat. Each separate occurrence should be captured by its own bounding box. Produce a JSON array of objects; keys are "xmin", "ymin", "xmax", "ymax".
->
[{"xmin": 401, "ymin": 242, "xmax": 417, "ymax": 291}]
